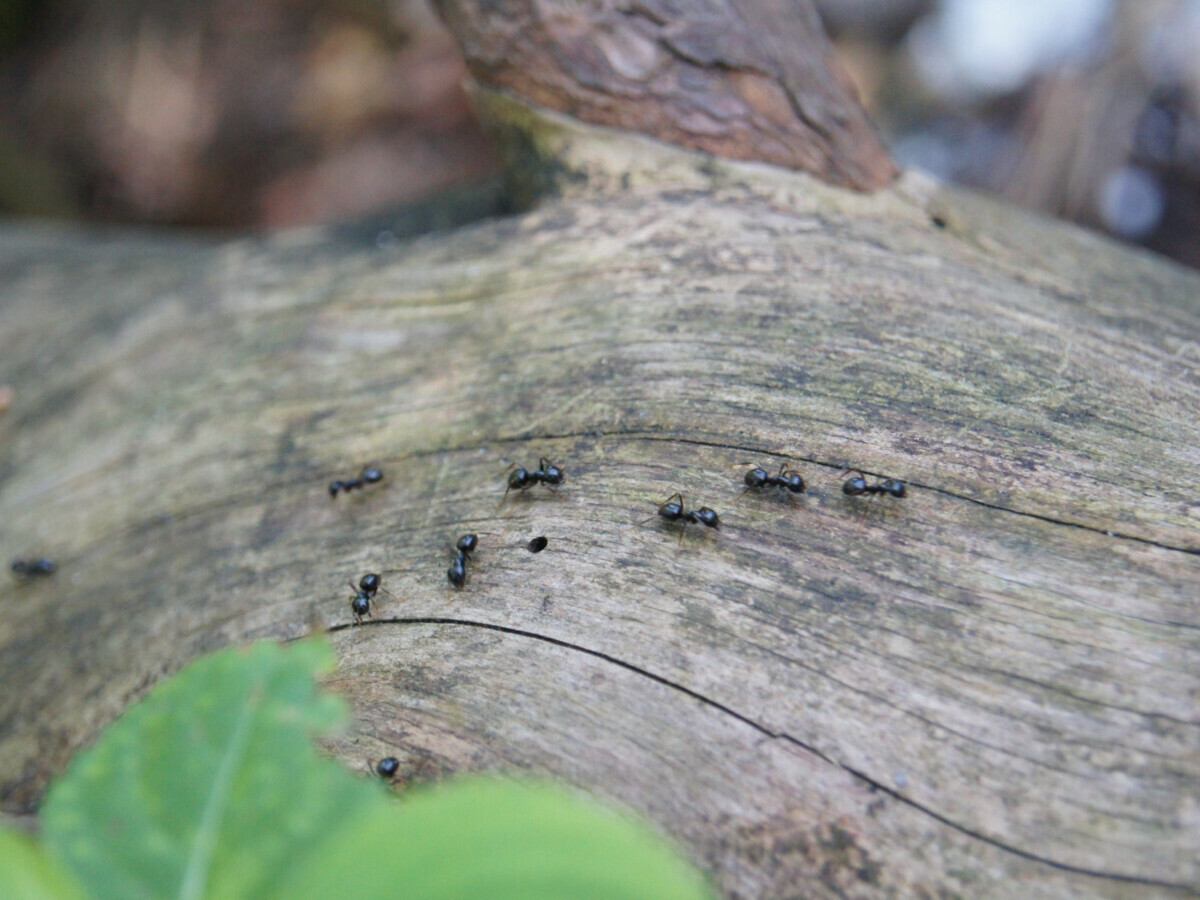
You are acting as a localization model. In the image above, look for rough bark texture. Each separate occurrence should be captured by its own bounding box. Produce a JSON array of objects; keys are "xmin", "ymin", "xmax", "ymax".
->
[
  {"xmin": 1, "ymin": 99, "xmax": 1198, "ymax": 898},
  {"xmin": 432, "ymin": 0, "xmax": 897, "ymax": 191}
]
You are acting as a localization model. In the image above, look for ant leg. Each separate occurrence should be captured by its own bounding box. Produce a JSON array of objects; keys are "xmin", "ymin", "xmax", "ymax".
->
[
  {"xmin": 731, "ymin": 461, "xmax": 760, "ymax": 490},
  {"xmin": 631, "ymin": 494, "xmax": 684, "ymax": 530},
  {"xmin": 495, "ymin": 488, "xmax": 512, "ymax": 510},
  {"xmin": 633, "ymin": 501, "xmax": 675, "ymax": 529},
  {"xmin": 497, "ymin": 462, "xmax": 522, "ymax": 506},
  {"xmin": 378, "ymin": 587, "xmax": 400, "ymax": 603}
]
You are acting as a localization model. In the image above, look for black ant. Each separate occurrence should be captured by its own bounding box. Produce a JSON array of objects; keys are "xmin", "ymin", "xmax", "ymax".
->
[
  {"xmin": 447, "ymin": 533, "xmax": 479, "ymax": 588},
  {"xmin": 10, "ymin": 558, "xmax": 55, "ymax": 578},
  {"xmin": 348, "ymin": 573, "xmax": 398, "ymax": 625},
  {"xmin": 841, "ymin": 470, "xmax": 906, "ymax": 499},
  {"xmin": 638, "ymin": 493, "xmax": 720, "ymax": 547},
  {"xmin": 375, "ymin": 756, "xmax": 400, "ymax": 779},
  {"xmin": 502, "ymin": 457, "xmax": 564, "ymax": 501},
  {"xmin": 527, "ymin": 536, "xmax": 549, "ymax": 553},
  {"xmin": 739, "ymin": 462, "xmax": 805, "ymax": 504},
  {"xmin": 329, "ymin": 466, "xmax": 383, "ymax": 498}
]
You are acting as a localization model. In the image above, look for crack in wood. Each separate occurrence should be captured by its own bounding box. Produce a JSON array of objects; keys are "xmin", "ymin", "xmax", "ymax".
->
[
  {"xmin": 322, "ymin": 615, "xmax": 1198, "ymax": 893},
  {"xmin": 485, "ymin": 429, "xmax": 1200, "ymax": 555},
  {"xmin": 12, "ymin": 424, "xmax": 1194, "ymax": 592}
]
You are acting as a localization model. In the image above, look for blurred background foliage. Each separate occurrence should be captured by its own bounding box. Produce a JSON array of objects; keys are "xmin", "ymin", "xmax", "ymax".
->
[
  {"xmin": 0, "ymin": 0, "xmax": 499, "ymax": 228},
  {"xmin": 0, "ymin": 0, "xmax": 1196, "ymax": 270}
]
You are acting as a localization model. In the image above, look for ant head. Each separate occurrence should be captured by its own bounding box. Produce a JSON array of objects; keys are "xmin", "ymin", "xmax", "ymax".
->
[
  {"xmin": 744, "ymin": 468, "xmax": 769, "ymax": 488},
  {"xmin": 884, "ymin": 479, "xmax": 906, "ymax": 498},
  {"xmin": 328, "ymin": 480, "xmax": 344, "ymax": 497},
  {"xmin": 659, "ymin": 501, "xmax": 684, "ymax": 519},
  {"xmin": 350, "ymin": 593, "xmax": 371, "ymax": 616},
  {"xmin": 785, "ymin": 472, "xmax": 806, "ymax": 493},
  {"xmin": 456, "ymin": 533, "xmax": 479, "ymax": 553},
  {"xmin": 447, "ymin": 558, "xmax": 467, "ymax": 587},
  {"xmin": 543, "ymin": 465, "xmax": 564, "ymax": 485},
  {"xmin": 507, "ymin": 467, "xmax": 532, "ymax": 490},
  {"xmin": 842, "ymin": 475, "xmax": 867, "ymax": 495},
  {"xmin": 375, "ymin": 756, "xmax": 400, "ymax": 778},
  {"xmin": 361, "ymin": 467, "xmax": 383, "ymax": 483},
  {"xmin": 696, "ymin": 507, "xmax": 720, "ymax": 528}
]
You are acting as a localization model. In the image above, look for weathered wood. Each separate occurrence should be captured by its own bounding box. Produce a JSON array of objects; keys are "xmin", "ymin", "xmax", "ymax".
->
[
  {"xmin": 1, "ymin": 100, "xmax": 1198, "ymax": 898},
  {"xmin": 432, "ymin": 0, "xmax": 896, "ymax": 191}
]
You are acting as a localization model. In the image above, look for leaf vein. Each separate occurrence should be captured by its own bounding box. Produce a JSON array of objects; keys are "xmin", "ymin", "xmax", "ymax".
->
[{"xmin": 177, "ymin": 684, "xmax": 262, "ymax": 900}]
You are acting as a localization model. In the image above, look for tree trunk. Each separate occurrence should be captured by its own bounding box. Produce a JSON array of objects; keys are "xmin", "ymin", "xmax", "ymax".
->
[{"xmin": 2, "ymin": 6, "xmax": 1198, "ymax": 899}]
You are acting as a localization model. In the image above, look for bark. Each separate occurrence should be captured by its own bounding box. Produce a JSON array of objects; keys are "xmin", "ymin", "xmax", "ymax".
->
[{"xmin": 432, "ymin": 0, "xmax": 896, "ymax": 191}]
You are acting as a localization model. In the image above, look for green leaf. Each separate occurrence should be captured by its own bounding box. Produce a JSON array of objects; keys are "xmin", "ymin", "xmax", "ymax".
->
[
  {"xmin": 41, "ymin": 639, "xmax": 384, "ymax": 900},
  {"xmin": 273, "ymin": 778, "xmax": 715, "ymax": 900},
  {"xmin": 0, "ymin": 828, "xmax": 86, "ymax": 900}
]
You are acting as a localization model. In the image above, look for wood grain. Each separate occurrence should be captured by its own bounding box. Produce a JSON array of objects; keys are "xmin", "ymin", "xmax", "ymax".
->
[{"xmin": 0, "ymin": 106, "xmax": 1197, "ymax": 897}]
